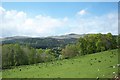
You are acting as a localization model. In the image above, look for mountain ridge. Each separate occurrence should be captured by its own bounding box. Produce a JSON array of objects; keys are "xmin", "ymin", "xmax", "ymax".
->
[{"xmin": 1, "ymin": 33, "xmax": 85, "ymax": 41}]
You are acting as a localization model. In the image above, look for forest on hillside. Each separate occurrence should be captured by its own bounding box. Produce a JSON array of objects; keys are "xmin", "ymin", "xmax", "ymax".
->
[
  {"xmin": 2, "ymin": 37, "xmax": 77, "ymax": 49},
  {"xmin": 1, "ymin": 33, "xmax": 119, "ymax": 69}
]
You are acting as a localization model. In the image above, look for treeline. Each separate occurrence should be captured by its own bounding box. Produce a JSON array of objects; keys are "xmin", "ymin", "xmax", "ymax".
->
[
  {"xmin": 62, "ymin": 33, "xmax": 118, "ymax": 58},
  {"xmin": 2, "ymin": 38, "xmax": 77, "ymax": 49},
  {"xmin": 2, "ymin": 44, "xmax": 61, "ymax": 69},
  {"xmin": 2, "ymin": 33, "xmax": 119, "ymax": 69}
]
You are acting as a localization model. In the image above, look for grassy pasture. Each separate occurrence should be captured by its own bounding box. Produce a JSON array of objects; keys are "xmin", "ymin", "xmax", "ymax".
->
[
  {"xmin": 0, "ymin": 71, "xmax": 1, "ymax": 79},
  {"xmin": 2, "ymin": 49, "xmax": 119, "ymax": 78}
]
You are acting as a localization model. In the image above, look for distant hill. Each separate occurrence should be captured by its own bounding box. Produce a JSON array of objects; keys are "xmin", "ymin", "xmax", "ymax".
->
[
  {"xmin": 2, "ymin": 33, "xmax": 84, "ymax": 40},
  {"xmin": 49, "ymin": 33, "xmax": 85, "ymax": 39},
  {"xmin": 1, "ymin": 36, "xmax": 30, "ymax": 41},
  {"xmin": 1, "ymin": 34, "xmax": 85, "ymax": 49}
]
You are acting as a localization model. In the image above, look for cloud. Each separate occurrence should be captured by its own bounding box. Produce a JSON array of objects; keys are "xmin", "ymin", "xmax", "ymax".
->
[
  {"xmin": 77, "ymin": 9, "xmax": 87, "ymax": 16},
  {"xmin": 0, "ymin": 7, "xmax": 5, "ymax": 15},
  {"xmin": 68, "ymin": 12, "xmax": 118, "ymax": 35},
  {"xmin": 0, "ymin": 7, "xmax": 67, "ymax": 37},
  {"xmin": 0, "ymin": 7, "xmax": 118, "ymax": 37}
]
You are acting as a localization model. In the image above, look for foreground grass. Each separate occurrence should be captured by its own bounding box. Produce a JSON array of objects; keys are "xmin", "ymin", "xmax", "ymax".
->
[
  {"xmin": 0, "ymin": 71, "xmax": 1, "ymax": 79},
  {"xmin": 2, "ymin": 49, "xmax": 119, "ymax": 78}
]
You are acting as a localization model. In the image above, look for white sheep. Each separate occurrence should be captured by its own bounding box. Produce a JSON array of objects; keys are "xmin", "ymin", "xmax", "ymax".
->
[
  {"xmin": 98, "ymin": 69, "xmax": 99, "ymax": 71},
  {"xmin": 113, "ymin": 66, "xmax": 115, "ymax": 68},
  {"xmin": 96, "ymin": 77, "xmax": 99, "ymax": 79},
  {"xmin": 113, "ymin": 72, "xmax": 115, "ymax": 74},
  {"xmin": 117, "ymin": 64, "xmax": 120, "ymax": 67}
]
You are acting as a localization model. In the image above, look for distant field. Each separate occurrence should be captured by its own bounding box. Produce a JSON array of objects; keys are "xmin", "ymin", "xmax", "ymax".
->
[{"xmin": 2, "ymin": 49, "xmax": 119, "ymax": 78}]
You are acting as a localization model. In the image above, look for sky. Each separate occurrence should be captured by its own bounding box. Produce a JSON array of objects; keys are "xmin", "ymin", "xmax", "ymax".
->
[{"xmin": 0, "ymin": 2, "xmax": 118, "ymax": 37}]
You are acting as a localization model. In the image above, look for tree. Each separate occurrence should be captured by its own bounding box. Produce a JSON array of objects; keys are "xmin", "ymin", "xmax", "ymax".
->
[
  {"xmin": 77, "ymin": 37, "xmax": 87, "ymax": 55},
  {"xmin": 28, "ymin": 48, "xmax": 36, "ymax": 64},
  {"xmin": 36, "ymin": 49, "xmax": 44, "ymax": 63},
  {"xmin": 62, "ymin": 44, "xmax": 79, "ymax": 58}
]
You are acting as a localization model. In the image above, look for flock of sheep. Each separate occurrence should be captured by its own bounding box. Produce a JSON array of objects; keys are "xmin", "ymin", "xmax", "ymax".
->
[{"xmin": 16, "ymin": 51, "xmax": 119, "ymax": 79}]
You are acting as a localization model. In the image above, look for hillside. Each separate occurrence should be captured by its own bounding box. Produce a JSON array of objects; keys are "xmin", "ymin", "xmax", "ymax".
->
[
  {"xmin": 49, "ymin": 33, "xmax": 85, "ymax": 39},
  {"xmin": 1, "ymin": 34, "xmax": 84, "ymax": 49},
  {"xmin": 2, "ymin": 49, "xmax": 119, "ymax": 78}
]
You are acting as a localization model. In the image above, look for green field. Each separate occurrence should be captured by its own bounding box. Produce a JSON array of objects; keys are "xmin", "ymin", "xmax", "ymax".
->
[
  {"xmin": 0, "ymin": 71, "xmax": 1, "ymax": 79},
  {"xmin": 2, "ymin": 49, "xmax": 119, "ymax": 78}
]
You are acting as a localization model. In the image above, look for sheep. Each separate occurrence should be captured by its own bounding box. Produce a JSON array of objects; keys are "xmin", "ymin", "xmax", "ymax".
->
[
  {"xmin": 52, "ymin": 62, "xmax": 54, "ymax": 64},
  {"xmin": 98, "ymin": 60, "xmax": 101, "ymax": 63},
  {"xmin": 19, "ymin": 68, "xmax": 21, "ymax": 71},
  {"xmin": 110, "ymin": 56, "xmax": 113, "ymax": 58},
  {"xmin": 109, "ymin": 66, "xmax": 113, "ymax": 68},
  {"xmin": 27, "ymin": 67, "xmax": 28, "ymax": 69},
  {"xmin": 95, "ymin": 58, "xmax": 97, "ymax": 60},
  {"xmin": 116, "ymin": 76, "xmax": 119, "ymax": 79},
  {"xmin": 111, "ymin": 52, "xmax": 113, "ymax": 54},
  {"xmin": 113, "ymin": 75, "xmax": 118, "ymax": 80},
  {"xmin": 109, "ymin": 66, "xmax": 115, "ymax": 68},
  {"xmin": 96, "ymin": 77, "xmax": 99, "ymax": 80},
  {"xmin": 60, "ymin": 63, "xmax": 62, "ymax": 65},
  {"xmin": 113, "ymin": 72, "xmax": 116, "ymax": 74},
  {"xmin": 113, "ymin": 66, "xmax": 115, "ymax": 68},
  {"xmin": 117, "ymin": 64, "xmax": 120, "ymax": 67},
  {"xmin": 90, "ymin": 63, "xmax": 92, "ymax": 65}
]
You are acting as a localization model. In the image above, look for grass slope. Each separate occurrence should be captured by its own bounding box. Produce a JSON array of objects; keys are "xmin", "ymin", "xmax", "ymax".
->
[
  {"xmin": 2, "ymin": 49, "xmax": 119, "ymax": 78},
  {"xmin": 0, "ymin": 71, "xmax": 1, "ymax": 79}
]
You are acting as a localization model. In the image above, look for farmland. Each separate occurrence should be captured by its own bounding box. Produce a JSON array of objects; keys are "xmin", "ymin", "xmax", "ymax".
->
[
  {"xmin": 1, "ymin": 2, "xmax": 119, "ymax": 79},
  {"xmin": 2, "ymin": 49, "xmax": 119, "ymax": 78}
]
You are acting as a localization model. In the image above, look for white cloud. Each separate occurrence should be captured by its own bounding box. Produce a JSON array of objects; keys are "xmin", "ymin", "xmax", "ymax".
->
[
  {"xmin": 0, "ymin": 7, "xmax": 5, "ymax": 15},
  {"xmin": 69, "ymin": 12, "xmax": 118, "ymax": 35},
  {"xmin": 77, "ymin": 9, "xmax": 87, "ymax": 16},
  {"xmin": 63, "ymin": 17, "xmax": 68, "ymax": 22},
  {"xmin": 0, "ymin": 7, "xmax": 118, "ymax": 37},
  {"xmin": 0, "ymin": 7, "xmax": 67, "ymax": 37}
]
